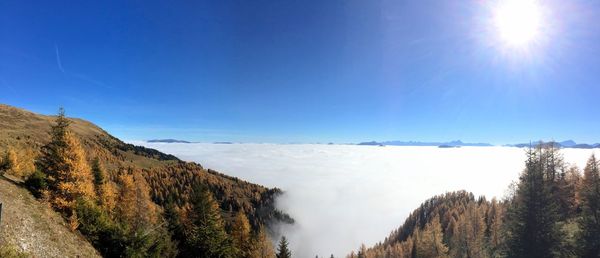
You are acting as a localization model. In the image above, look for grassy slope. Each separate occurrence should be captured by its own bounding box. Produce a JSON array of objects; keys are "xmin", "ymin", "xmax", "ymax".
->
[
  {"xmin": 0, "ymin": 104, "xmax": 176, "ymax": 171},
  {"xmin": 0, "ymin": 175, "xmax": 101, "ymax": 257}
]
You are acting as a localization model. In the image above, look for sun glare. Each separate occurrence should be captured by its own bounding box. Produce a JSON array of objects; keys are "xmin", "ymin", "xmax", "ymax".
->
[{"xmin": 493, "ymin": 0, "xmax": 542, "ymax": 48}]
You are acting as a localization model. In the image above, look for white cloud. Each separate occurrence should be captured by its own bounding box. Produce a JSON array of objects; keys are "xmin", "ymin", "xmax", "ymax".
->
[
  {"xmin": 139, "ymin": 143, "xmax": 596, "ymax": 257},
  {"xmin": 55, "ymin": 44, "xmax": 65, "ymax": 73}
]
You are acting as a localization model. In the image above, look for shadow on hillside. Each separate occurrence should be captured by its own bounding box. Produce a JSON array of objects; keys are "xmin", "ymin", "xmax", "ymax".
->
[{"xmin": 0, "ymin": 174, "xmax": 26, "ymax": 188}]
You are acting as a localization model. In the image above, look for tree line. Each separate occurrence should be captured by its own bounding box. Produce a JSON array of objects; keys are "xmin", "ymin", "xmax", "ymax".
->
[{"xmin": 351, "ymin": 143, "xmax": 600, "ymax": 258}]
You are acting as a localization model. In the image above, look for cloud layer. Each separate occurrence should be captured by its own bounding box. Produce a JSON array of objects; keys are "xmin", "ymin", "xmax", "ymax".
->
[{"xmin": 139, "ymin": 143, "xmax": 596, "ymax": 257}]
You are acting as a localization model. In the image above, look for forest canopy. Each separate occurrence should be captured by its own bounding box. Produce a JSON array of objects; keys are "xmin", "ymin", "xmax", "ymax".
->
[{"xmin": 353, "ymin": 143, "xmax": 600, "ymax": 258}]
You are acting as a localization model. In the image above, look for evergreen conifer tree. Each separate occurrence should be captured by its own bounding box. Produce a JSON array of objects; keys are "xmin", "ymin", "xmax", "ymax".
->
[
  {"xmin": 36, "ymin": 108, "xmax": 96, "ymax": 214},
  {"xmin": 91, "ymin": 157, "xmax": 105, "ymax": 188},
  {"xmin": 276, "ymin": 236, "xmax": 292, "ymax": 258},
  {"xmin": 504, "ymin": 144, "xmax": 566, "ymax": 258},
  {"xmin": 185, "ymin": 185, "xmax": 234, "ymax": 257},
  {"xmin": 578, "ymin": 154, "xmax": 600, "ymax": 257}
]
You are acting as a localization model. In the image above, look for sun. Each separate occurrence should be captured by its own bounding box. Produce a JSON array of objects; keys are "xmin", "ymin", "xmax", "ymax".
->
[{"xmin": 493, "ymin": 0, "xmax": 543, "ymax": 48}]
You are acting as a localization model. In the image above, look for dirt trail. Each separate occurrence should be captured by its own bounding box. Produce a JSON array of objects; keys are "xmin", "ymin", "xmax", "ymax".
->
[{"xmin": 0, "ymin": 176, "xmax": 100, "ymax": 258}]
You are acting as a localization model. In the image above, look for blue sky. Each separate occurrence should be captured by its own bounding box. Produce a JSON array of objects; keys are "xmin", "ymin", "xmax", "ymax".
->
[{"xmin": 1, "ymin": 0, "xmax": 600, "ymax": 144}]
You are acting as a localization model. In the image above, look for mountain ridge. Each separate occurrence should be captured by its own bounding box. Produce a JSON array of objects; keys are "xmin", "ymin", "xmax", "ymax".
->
[
  {"xmin": 147, "ymin": 139, "xmax": 191, "ymax": 143},
  {"xmin": 505, "ymin": 140, "xmax": 600, "ymax": 149},
  {"xmin": 357, "ymin": 139, "xmax": 600, "ymax": 148},
  {"xmin": 357, "ymin": 140, "xmax": 493, "ymax": 147}
]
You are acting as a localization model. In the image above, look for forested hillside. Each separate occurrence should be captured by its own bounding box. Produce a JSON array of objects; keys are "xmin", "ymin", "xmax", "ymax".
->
[
  {"xmin": 351, "ymin": 143, "xmax": 600, "ymax": 258},
  {"xmin": 0, "ymin": 104, "xmax": 292, "ymax": 257}
]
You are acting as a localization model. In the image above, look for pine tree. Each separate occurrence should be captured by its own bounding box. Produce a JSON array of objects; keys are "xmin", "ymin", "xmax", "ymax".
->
[
  {"xmin": 276, "ymin": 236, "xmax": 292, "ymax": 258},
  {"xmin": 231, "ymin": 211, "xmax": 253, "ymax": 257},
  {"xmin": 90, "ymin": 156, "xmax": 117, "ymax": 213},
  {"xmin": 445, "ymin": 216, "xmax": 459, "ymax": 256},
  {"xmin": 132, "ymin": 172, "xmax": 158, "ymax": 228},
  {"xmin": 98, "ymin": 182, "xmax": 117, "ymax": 216},
  {"xmin": 486, "ymin": 198, "xmax": 504, "ymax": 256},
  {"xmin": 91, "ymin": 157, "xmax": 105, "ymax": 189},
  {"xmin": 36, "ymin": 108, "xmax": 70, "ymax": 182},
  {"xmin": 504, "ymin": 144, "xmax": 566, "ymax": 258},
  {"xmin": 411, "ymin": 229, "xmax": 419, "ymax": 258},
  {"xmin": 357, "ymin": 244, "xmax": 367, "ymax": 258},
  {"xmin": 578, "ymin": 154, "xmax": 600, "ymax": 257},
  {"xmin": 185, "ymin": 184, "xmax": 234, "ymax": 257},
  {"xmin": 556, "ymin": 166, "xmax": 581, "ymax": 220},
  {"xmin": 116, "ymin": 172, "xmax": 137, "ymax": 225},
  {"xmin": 452, "ymin": 203, "xmax": 486, "ymax": 258},
  {"xmin": 415, "ymin": 215, "xmax": 448, "ymax": 258},
  {"xmin": 164, "ymin": 199, "xmax": 183, "ymax": 243},
  {"xmin": 115, "ymin": 170, "xmax": 158, "ymax": 232},
  {"xmin": 36, "ymin": 108, "xmax": 96, "ymax": 214},
  {"xmin": 253, "ymin": 226, "xmax": 276, "ymax": 258}
]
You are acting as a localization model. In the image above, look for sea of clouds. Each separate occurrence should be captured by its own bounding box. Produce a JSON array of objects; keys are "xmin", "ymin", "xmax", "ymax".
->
[{"xmin": 136, "ymin": 143, "xmax": 596, "ymax": 257}]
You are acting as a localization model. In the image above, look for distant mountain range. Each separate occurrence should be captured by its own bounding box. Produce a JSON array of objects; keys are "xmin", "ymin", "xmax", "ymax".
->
[
  {"xmin": 146, "ymin": 140, "xmax": 238, "ymax": 144},
  {"xmin": 146, "ymin": 139, "xmax": 600, "ymax": 149},
  {"xmin": 358, "ymin": 140, "xmax": 600, "ymax": 148},
  {"xmin": 357, "ymin": 140, "xmax": 493, "ymax": 147},
  {"xmin": 505, "ymin": 140, "xmax": 600, "ymax": 149},
  {"xmin": 147, "ymin": 139, "xmax": 191, "ymax": 143}
]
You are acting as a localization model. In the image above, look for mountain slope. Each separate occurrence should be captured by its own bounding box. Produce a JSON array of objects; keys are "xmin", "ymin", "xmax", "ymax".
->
[
  {"xmin": 0, "ymin": 104, "xmax": 291, "ymax": 225},
  {"xmin": 354, "ymin": 191, "xmax": 506, "ymax": 257},
  {"xmin": 0, "ymin": 104, "xmax": 292, "ymax": 253},
  {"xmin": 0, "ymin": 175, "xmax": 101, "ymax": 257},
  {"xmin": 355, "ymin": 144, "xmax": 589, "ymax": 258}
]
